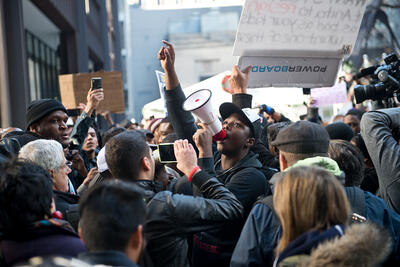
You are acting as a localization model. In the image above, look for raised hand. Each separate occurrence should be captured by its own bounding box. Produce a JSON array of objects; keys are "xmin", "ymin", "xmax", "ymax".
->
[
  {"xmin": 229, "ymin": 65, "xmax": 252, "ymax": 94},
  {"xmin": 174, "ymin": 139, "xmax": 198, "ymax": 177},
  {"xmin": 158, "ymin": 40, "xmax": 176, "ymax": 73},
  {"xmin": 193, "ymin": 123, "xmax": 213, "ymax": 158},
  {"xmin": 84, "ymin": 88, "xmax": 104, "ymax": 116}
]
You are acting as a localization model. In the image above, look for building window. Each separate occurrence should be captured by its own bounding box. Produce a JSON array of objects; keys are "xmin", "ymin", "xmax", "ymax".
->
[{"xmin": 25, "ymin": 30, "xmax": 61, "ymax": 100}]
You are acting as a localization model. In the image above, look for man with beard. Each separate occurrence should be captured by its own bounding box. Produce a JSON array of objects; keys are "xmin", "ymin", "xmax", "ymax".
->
[
  {"xmin": 78, "ymin": 180, "xmax": 145, "ymax": 267},
  {"xmin": 158, "ymin": 41, "xmax": 267, "ymax": 266}
]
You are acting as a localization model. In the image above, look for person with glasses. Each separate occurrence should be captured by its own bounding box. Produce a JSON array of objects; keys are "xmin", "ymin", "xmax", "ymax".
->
[{"xmin": 19, "ymin": 139, "xmax": 80, "ymax": 230}]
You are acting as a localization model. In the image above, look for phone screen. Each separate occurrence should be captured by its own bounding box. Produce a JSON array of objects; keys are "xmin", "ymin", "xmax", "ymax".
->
[
  {"xmin": 158, "ymin": 143, "xmax": 177, "ymax": 163},
  {"xmin": 91, "ymin": 77, "xmax": 102, "ymax": 90}
]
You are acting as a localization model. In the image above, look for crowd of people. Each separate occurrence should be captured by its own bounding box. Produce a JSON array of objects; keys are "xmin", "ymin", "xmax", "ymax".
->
[{"xmin": 1, "ymin": 41, "xmax": 400, "ymax": 267}]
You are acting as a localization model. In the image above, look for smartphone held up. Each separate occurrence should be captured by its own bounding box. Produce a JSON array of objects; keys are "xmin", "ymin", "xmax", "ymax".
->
[
  {"xmin": 91, "ymin": 77, "xmax": 102, "ymax": 91},
  {"xmin": 152, "ymin": 143, "xmax": 177, "ymax": 163}
]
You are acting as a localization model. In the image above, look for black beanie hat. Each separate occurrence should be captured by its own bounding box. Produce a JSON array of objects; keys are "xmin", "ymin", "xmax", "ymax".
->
[
  {"xmin": 271, "ymin": 121, "xmax": 330, "ymax": 154},
  {"xmin": 325, "ymin": 122, "xmax": 354, "ymax": 142},
  {"xmin": 26, "ymin": 99, "xmax": 67, "ymax": 130}
]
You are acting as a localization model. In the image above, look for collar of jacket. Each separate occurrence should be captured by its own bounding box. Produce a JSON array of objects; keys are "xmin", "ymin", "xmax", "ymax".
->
[
  {"xmin": 79, "ymin": 250, "xmax": 140, "ymax": 267},
  {"xmin": 214, "ymin": 151, "xmax": 262, "ymax": 176},
  {"xmin": 307, "ymin": 223, "xmax": 392, "ymax": 266},
  {"xmin": 0, "ymin": 218, "xmax": 79, "ymax": 241},
  {"xmin": 274, "ymin": 224, "xmax": 345, "ymax": 266},
  {"xmin": 269, "ymin": 156, "xmax": 346, "ymax": 186},
  {"xmin": 132, "ymin": 180, "xmax": 162, "ymax": 202},
  {"xmin": 53, "ymin": 190, "xmax": 80, "ymax": 203}
]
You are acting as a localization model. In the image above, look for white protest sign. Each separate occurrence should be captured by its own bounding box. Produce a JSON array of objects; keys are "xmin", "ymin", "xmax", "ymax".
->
[
  {"xmin": 239, "ymin": 56, "xmax": 342, "ymax": 88},
  {"xmin": 310, "ymin": 82, "xmax": 347, "ymax": 107},
  {"xmin": 155, "ymin": 70, "xmax": 168, "ymax": 116},
  {"xmin": 233, "ymin": 0, "xmax": 368, "ymax": 88}
]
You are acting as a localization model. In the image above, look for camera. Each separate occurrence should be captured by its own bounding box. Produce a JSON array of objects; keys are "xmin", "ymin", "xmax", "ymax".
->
[{"xmin": 354, "ymin": 54, "xmax": 400, "ymax": 104}]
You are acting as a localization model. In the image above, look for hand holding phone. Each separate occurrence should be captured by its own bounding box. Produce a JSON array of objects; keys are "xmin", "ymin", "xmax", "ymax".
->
[
  {"xmin": 84, "ymin": 79, "xmax": 104, "ymax": 115},
  {"xmin": 158, "ymin": 143, "xmax": 177, "ymax": 163},
  {"xmin": 91, "ymin": 77, "xmax": 102, "ymax": 91},
  {"xmin": 173, "ymin": 139, "xmax": 198, "ymax": 177}
]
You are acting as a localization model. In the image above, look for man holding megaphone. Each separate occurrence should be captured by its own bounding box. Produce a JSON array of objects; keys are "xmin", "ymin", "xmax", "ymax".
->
[{"xmin": 158, "ymin": 41, "xmax": 268, "ymax": 267}]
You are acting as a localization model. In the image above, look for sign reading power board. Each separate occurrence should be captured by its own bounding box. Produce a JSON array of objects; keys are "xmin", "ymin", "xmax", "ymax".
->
[{"xmin": 233, "ymin": 0, "xmax": 368, "ymax": 88}]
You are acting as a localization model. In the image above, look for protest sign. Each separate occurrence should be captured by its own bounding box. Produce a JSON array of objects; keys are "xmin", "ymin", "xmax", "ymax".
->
[
  {"xmin": 59, "ymin": 71, "xmax": 125, "ymax": 113},
  {"xmin": 155, "ymin": 70, "xmax": 168, "ymax": 116},
  {"xmin": 310, "ymin": 82, "xmax": 347, "ymax": 107},
  {"xmin": 233, "ymin": 0, "xmax": 368, "ymax": 88}
]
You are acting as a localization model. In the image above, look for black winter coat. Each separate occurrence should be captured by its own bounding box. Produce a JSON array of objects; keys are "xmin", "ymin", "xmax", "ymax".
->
[{"xmin": 135, "ymin": 170, "xmax": 243, "ymax": 267}]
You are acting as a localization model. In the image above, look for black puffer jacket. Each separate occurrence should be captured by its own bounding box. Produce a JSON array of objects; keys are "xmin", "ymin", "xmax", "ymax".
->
[{"xmin": 134, "ymin": 171, "xmax": 243, "ymax": 267}]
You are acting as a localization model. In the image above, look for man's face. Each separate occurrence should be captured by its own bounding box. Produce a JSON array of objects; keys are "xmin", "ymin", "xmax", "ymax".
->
[
  {"xmin": 52, "ymin": 156, "xmax": 72, "ymax": 192},
  {"xmin": 344, "ymin": 115, "xmax": 360, "ymax": 134},
  {"xmin": 82, "ymin": 127, "xmax": 98, "ymax": 153},
  {"xmin": 31, "ymin": 110, "xmax": 69, "ymax": 147},
  {"xmin": 217, "ymin": 113, "xmax": 253, "ymax": 155},
  {"xmin": 157, "ymin": 122, "xmax": 173, "ymax": 144}
]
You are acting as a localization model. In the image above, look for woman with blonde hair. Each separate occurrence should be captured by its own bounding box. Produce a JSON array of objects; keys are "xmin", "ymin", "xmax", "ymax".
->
[
  {"xmin": 273, "ymin": 166, "xmax": 351, "ymax": 266},
  {"xmin": 272, "ymin": 166, "xmax": 393, "ymax": 267}
]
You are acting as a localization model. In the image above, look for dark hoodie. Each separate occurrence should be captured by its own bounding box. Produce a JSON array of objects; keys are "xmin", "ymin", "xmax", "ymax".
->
[
  {"xmin": 165, "ymin": 85, "xmax": 268, "ymax": 266},
  {"xmin": 0, "ymin": 219, "xmax": 86, "ymax": 266},
  {"xmin": 193, "ymin": 151, "xmax": 267, "ymax": 266}
]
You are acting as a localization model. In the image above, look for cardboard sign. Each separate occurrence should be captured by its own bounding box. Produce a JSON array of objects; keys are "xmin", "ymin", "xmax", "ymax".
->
[
  {"xmin": 233, "ymin": 0, "xmax": 368, "ymax": 87},
  {"xmin": 155, "ymin": 70, "xmax": 168, "ymax": 116},
  {"xmin": 310, "ymin": 82, "xmax": 347, "ymax": 107},
  {"xmin": 59, "ymin": 71, "xmax": 125, "ymax": 113}
]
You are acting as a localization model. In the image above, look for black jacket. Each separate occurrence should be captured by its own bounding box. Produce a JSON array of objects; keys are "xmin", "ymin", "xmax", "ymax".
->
[
  {"xmin": 53, "ymin": 190, "xmax": 80, "ymax": 230},
  {"xmin": 135, "ymin": 170, "xmax": 243, "ymax": 267},
  {"xmin": 0, "ymin": 131, "xmax": 41, "ymax": 158},
  {"xmin": 0, "ymin": 219, "xmax": 86, "ymax": 266}
]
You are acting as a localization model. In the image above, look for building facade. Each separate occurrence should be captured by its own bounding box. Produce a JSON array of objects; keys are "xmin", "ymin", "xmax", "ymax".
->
[
  {"xmin": 0, "ymin": 0, "xmax": 121, "ymax": 128},
  {"xmin": 126, "ymin": 3, "xmax": 242, "ymax": 120}
]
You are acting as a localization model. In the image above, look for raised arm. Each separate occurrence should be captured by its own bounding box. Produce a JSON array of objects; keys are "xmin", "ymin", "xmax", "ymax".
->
[
  {"xmin": 361, "ymin": 108, "xmax": 400, "ymax": 213},
  {"xmin": 229, "ymin": 65, "xmax": 253, "ymax": 109},
  {"xmin": 158, "ymin": 41, "xmax": 197, "ymax": 143},
  {"xmin": 70, "ymin": 89, "xmax": 103, "ymax": 148},
  {"xmin": 145, "ymin": 139, "xmax": 243, "ymax": 238}
]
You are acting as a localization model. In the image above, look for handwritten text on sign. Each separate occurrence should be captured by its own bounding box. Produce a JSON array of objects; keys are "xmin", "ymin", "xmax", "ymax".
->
[{"xmin": 233, "ymin": 0, "xmax": 367, "ymax": 56}]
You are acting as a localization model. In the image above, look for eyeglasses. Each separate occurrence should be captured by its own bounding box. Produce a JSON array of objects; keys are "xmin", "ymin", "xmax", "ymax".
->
[{"xmin": 66, "ymin": 161, "xmax": 73, "ymax": 168}]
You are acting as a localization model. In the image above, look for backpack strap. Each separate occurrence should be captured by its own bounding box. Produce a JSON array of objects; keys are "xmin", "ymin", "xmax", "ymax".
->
[
  {"xmin": 345, "ymin": 187, "xmax": 366, "ymax": 217},
  {"xmin": 254, "ymin": 194, "xmax": 275, "ymax": 213}
]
